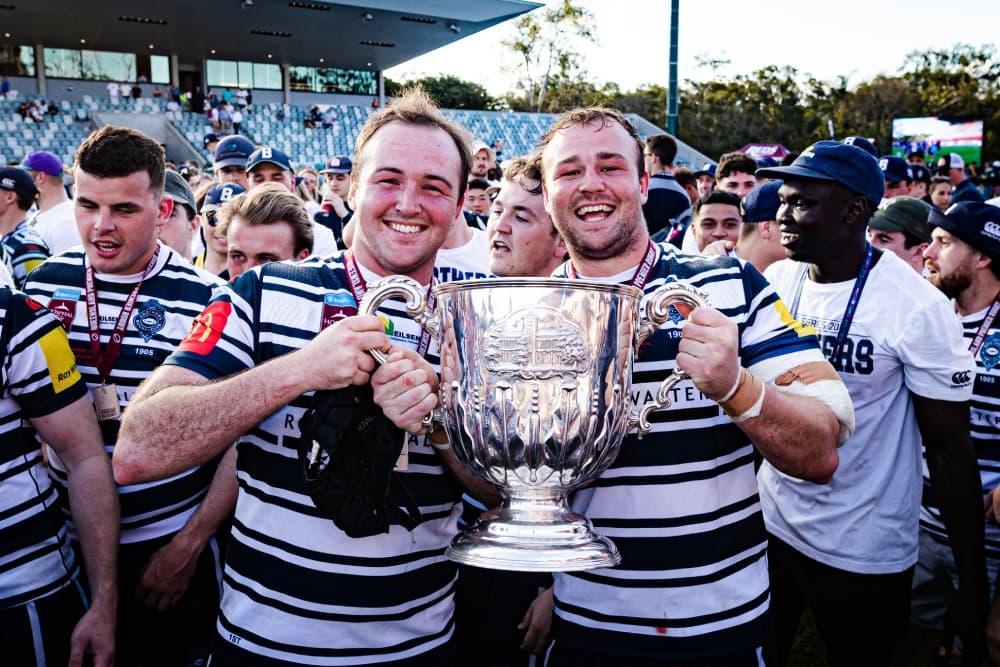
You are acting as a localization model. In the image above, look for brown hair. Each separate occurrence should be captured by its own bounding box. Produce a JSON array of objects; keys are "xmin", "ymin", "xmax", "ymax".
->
[
  {"xmin": 716, "ymin": 151, "xmax": 758, "ymax": 181},
  {"xmin": 538, "ymin": 107, "xmax": 644, "ymax": 178},
  {"xmin": 353, "ymin": 87, "xmax": 472, "ymax": 201},
  {"xmin": 503, "ymin": 155, "xmax": 543, "ymax": 196},
  {"xmin": 75, "ymin": 125, "xmax": 165, "ymax": 192},
  {"xmin": 216, "ymin": 182, "xmax": 313, "ymax": 255}
]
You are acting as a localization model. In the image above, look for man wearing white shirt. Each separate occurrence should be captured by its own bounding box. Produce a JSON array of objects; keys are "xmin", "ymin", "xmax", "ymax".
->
[{"xmin": 25, "ymin": 151, "xmax": 80, "ymax": 254}]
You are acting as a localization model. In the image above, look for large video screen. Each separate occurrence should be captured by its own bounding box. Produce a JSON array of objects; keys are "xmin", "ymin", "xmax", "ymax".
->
[{"xmin": 892, "ymin": 116, "xmax": 983, "ymax": 165}]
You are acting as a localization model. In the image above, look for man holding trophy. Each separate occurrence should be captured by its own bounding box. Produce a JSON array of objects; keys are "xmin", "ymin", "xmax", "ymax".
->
[
  {"xmin": 114, "ymin": 89, "xmax": 473, "ymax": 666},
  {"xmin": 538, "ymin": 108, "xmax": 855, "ymax": 665}
]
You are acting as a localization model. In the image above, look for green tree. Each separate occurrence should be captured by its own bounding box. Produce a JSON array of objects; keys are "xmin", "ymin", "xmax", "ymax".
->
[
  {"xmin": 502, "ymin": 0, "xmax": 596, "ymax": 112},
  {"xmin": 382, "ymin": 75, "xmax": 497, "ymax": 110}
]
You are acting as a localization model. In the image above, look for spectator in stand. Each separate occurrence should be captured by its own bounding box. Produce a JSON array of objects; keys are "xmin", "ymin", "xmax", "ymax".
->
[
  {"xmin": 189, "ymin": 86, "xmax": 204, "ymax": 115},
  {"xmin": 152, "ymin": 86, "xmax": 163, "ymax": 99},
  {"xmin": 217, "ymin": 103, "xmax": 233, "ymax": 134},
  {"xmin": 0, "ymin": 75, "xmax": 10, "ymax": 99},
  {"xmin": 231, "ymin": 106, "xmax": 243, "ymax": 135},
  {"xmin": 929, "ymin": 176, "xmax": 954, "ymax": 212},
  {"xmin": 322, "ymin": 107, "xmax": 337, "ymax": 129},
  {"xmin": 24, "ymin": 151, "xmax": 80, "ymax": 254},
  {"xmin": 938, "ymin": 153, "xmax": 986, "ymax": 204},
  {"xmin": 107, "ymin": 81, "xmax": 119, "ymax": 102},
  {"xmin": 130, "ymin": 83, "xmax": 141, "ymax": 100}
]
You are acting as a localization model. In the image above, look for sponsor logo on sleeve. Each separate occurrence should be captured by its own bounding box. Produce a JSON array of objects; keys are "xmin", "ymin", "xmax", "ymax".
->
[
  {"xmin": 178, "ymin": 301, "xmax": 232, "ymax": 356},
  {"xmin": 38, "ymin": 327, "xmax": 80, "ymax": 393}
]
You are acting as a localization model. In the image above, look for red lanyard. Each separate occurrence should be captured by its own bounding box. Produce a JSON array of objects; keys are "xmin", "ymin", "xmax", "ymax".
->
[
  {"xmin": 344, "ymin": 251, "xmax": 435, "ymax": 358},
  {"xmin": 967, "ymin": 293, "xmax": 1000, "ymax": 356},
  {"xmin": 85, "ymin": 246, "xmax": 160, "ymax": 381},
  {"xmin": 568, "ymin": 240, "xmax": 658, "ymax": 291}
]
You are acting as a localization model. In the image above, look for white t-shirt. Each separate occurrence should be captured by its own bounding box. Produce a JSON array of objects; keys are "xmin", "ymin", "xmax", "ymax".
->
[
  {"xmin": 760, "ymin": 251, "xmax": 974, "ymax": 574},
  {"xmin": 310, "ymin": 217, "xmax": 338, "ymax": 257},
  {"xmin": 433, "ymin": 228, "xmax": 490, "ymax": 283},
  {"xmin": 31, "ymin": 200, "xmax": 80, "ymax": 255}
]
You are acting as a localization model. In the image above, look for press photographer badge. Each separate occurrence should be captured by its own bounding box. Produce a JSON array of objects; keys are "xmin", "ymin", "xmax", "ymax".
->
[{"xmin": 93, "ymin": 383, "xmax": 121, "ymax": 421}]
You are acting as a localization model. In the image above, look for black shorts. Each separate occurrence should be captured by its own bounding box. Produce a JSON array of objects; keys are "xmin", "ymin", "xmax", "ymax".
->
[{"xmin": 2, "ymin": 580, "xmax": 88, "ymax": 667}]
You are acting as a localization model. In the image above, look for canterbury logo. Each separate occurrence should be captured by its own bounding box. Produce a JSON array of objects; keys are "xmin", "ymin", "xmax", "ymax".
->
[
  {"xmin": 982, "ymin": 221, "xmax": 1000, "ymax": 241},
  {"xmin": 952, "ymin": 370, "xmax": 971, "ymax": 384}
]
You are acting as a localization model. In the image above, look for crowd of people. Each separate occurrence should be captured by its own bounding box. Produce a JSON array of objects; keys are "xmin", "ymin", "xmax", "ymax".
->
[{"xmin": 2, "ymin": 86, "xmax": 1000, "ymax": 667}]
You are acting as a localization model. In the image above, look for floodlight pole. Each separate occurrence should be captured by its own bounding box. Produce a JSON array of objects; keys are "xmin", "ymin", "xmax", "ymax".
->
[{"xmin": 667, "ymin": 0, "xmax": 679, "ymax": 135}]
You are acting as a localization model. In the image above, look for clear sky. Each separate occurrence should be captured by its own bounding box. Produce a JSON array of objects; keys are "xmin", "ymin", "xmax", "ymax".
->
[{"xmin": 385, "ymin": 0, "xmax": 1000, "ymax": 96}]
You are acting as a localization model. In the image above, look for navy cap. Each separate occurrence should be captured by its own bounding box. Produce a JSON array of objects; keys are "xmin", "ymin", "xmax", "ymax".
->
[
  {"xmin": 0, "ymin": 167, "xmax": 38, "ymax": 200},
  {"xmin": 929, "ymin": 201, "xmax": 1000, "ymax": 261},
  {"xmin": 203, "ymin": 132, "xmax": 220, "ymax": 148},
  {"xmin": 202, "ymin": 182, "xmax": 245, "ymax": 211},
  {"xmin": 879, "ymin": 156, "xmax": 912, "ymax": 184},
  {"xmin": 756, "ymin": 141, "xmax": 885, "ymax": 207},
  {"xmin": 909, "ymin": 164, "xmax": 932, "ymax": 184},
  {"xmin": 870, "ymin": 196, "xmax": 932, "ymax": 243},
  {"xmin": 841, "ymin": 136, "xmax": 878, "ymax": 158},
  {"xmin": 320, "ymin": 155, "xmax": 352, "ymax": 174},
  {"xmin": 756, "ymin": 157, "xmax": 779, "ymax": 170},
  {"xmin": 694, "ymin": 162, "xmax": 717, "ymax": 178},
  {"xmin": 741, "ymin": 180, "xmax": 782, "ymax": 223},
  {"xmin": 246, "ymin": 146, "xmax": 292, "ymax": 173},
  {"xmin": 213, "ymin": 135, "xmax": 255, "ymax": 169}
]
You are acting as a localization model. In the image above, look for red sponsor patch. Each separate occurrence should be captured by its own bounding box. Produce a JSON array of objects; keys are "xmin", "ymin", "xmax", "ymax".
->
[
  {"xmin": 178, "ymin": 301, "xmax": 232, "ymax": 356},
  {"xmin": 23, "ymin": 296, "xmax": 43, "ymax": 311}
]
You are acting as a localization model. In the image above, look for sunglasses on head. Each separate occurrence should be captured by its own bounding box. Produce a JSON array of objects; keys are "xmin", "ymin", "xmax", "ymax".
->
[{"xmin": 204, "ymin": 209, "xmax": 219, "ymax": 227}]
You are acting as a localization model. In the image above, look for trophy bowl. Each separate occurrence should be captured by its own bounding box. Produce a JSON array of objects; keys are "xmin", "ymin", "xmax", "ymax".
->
[{"xmin": 359, "ymin": 277, "xmax": 707, "ymax": 572}]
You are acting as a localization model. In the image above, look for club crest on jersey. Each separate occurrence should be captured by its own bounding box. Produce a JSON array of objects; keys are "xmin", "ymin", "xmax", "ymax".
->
[
  {"xmin": 981, "ymin": 333, "xmax": 1000, "ymax": 371},
  {"xmin": 134, "ymin": 299, "xmax": 166, "ymax": 342},
  {"xmin": 667, "ymin": 304, "xmax": 685, "ymax": 325}
]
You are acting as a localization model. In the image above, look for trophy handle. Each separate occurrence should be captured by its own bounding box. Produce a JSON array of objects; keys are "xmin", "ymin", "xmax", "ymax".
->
[
  {"xmin": 357, "ymin": 275, "xmax": 440, "ymax": 364},
  {"xmin": 630, "ymin": 282, "xmax": 710, "ymax": 436}
]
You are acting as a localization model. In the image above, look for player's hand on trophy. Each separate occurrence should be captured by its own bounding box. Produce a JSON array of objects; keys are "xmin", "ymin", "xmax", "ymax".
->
[
  {"xmin": 372, "ymin": 346, "xmax": 440, "ymax": 434},
  {"xmin": 296, "ymin": 315, "xmax": 388, "ymax": 391},
  {"xmin": 676, "ymin": 306, "xmax": 741, "ymax": 401}
]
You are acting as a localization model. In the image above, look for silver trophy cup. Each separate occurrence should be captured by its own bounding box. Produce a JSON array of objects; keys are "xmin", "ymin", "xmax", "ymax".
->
[{"xmin": 359, "ymin": 277, "xmax": 707, "ymax": 572}]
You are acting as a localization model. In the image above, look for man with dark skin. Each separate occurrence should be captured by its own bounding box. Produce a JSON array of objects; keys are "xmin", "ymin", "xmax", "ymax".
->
[{"xmin": 758, "ymin": 143, "xmax": 990, "ymax": 666}]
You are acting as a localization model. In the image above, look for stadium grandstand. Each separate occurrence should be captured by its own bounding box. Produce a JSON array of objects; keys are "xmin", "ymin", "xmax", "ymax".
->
[{"xmin": 0, "ymin": 0, "xmax": 709, "ymax": 168}]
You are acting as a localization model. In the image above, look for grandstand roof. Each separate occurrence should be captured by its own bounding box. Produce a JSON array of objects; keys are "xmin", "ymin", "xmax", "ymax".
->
[{"xmin": 2, "ymin": 0, "xmax": 540, "ymax": 72}]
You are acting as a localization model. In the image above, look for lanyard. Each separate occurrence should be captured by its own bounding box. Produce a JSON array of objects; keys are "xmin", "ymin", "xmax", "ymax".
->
[
  {"xmin": 85, "ymin": 246, "xmax": 160, "ymax": 382},
  {"xmin": 345, "ymin": 251, "xmax": 435, "ymax": 358},
  {"xmin": 967, "ymin": 293, "xmax": 1000, "ymax": 357},
  {"xmin": 790, "ymin": 243, "xmax": 875, "ymax": 369},
  {"xmin": 569, "ymin": 239, "xmax": 659, "ymax": 291}
]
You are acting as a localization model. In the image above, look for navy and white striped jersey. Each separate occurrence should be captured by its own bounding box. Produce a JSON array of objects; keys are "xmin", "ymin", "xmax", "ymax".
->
[
  {"xmin": 921, "ymin": 306, "xmax": 1000, "ymax": 559},
  {"xmin": 551, "ymin": 244, "xmax": 825, "ymax": 659},
  {"xmin": 165, "ymin": 252, "xmax": 463, "ymax": 666},
  {"xmin": 3, "ymin": 221, "xmax": 50, "ymax": 290},
  {"xmin": 0, "ymin": 287, "xmax": 88, "ymax": 609},
  {"xmin": 24, "ymin": 245, "xmax": 225, "ymax": 544}
]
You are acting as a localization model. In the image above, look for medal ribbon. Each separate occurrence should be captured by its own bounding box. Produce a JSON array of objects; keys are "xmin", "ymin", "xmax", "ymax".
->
[
  {"xmin": 85, "ymin": 246, "xmax": 160, "ymax": 381},
  {"xmin": 569, "ymin": 239, "xmax": 658, "ymax": 290},
  {"xmin": 967, "ymin": 292, "xmax": 1000, "ymax": 357}
]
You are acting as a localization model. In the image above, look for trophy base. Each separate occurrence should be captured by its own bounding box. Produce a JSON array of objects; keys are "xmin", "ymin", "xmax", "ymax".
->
[{"xmin": 446, "ymin": 513, "xmax": 621, "ymax": 572}]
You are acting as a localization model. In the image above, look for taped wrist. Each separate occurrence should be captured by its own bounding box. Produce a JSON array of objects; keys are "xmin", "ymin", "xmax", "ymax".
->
[{"xmin": 719, "ymin": 367, "xmax": 765, "ymax": 422}]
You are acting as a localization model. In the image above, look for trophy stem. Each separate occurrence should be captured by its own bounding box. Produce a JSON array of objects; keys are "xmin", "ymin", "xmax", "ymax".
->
[{"xmin": 446, "ymin": 488, "xmax": 621, "ymax": 572}]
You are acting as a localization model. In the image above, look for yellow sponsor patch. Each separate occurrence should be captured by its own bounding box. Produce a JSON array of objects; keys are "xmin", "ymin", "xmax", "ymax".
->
[
  {"xmin": 38, "ymin": 327, "xmax": 80, "ymax": 394},
  {"xmin": 773, "ymin": 299, "xmax": 816, "ymax": 338}
]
